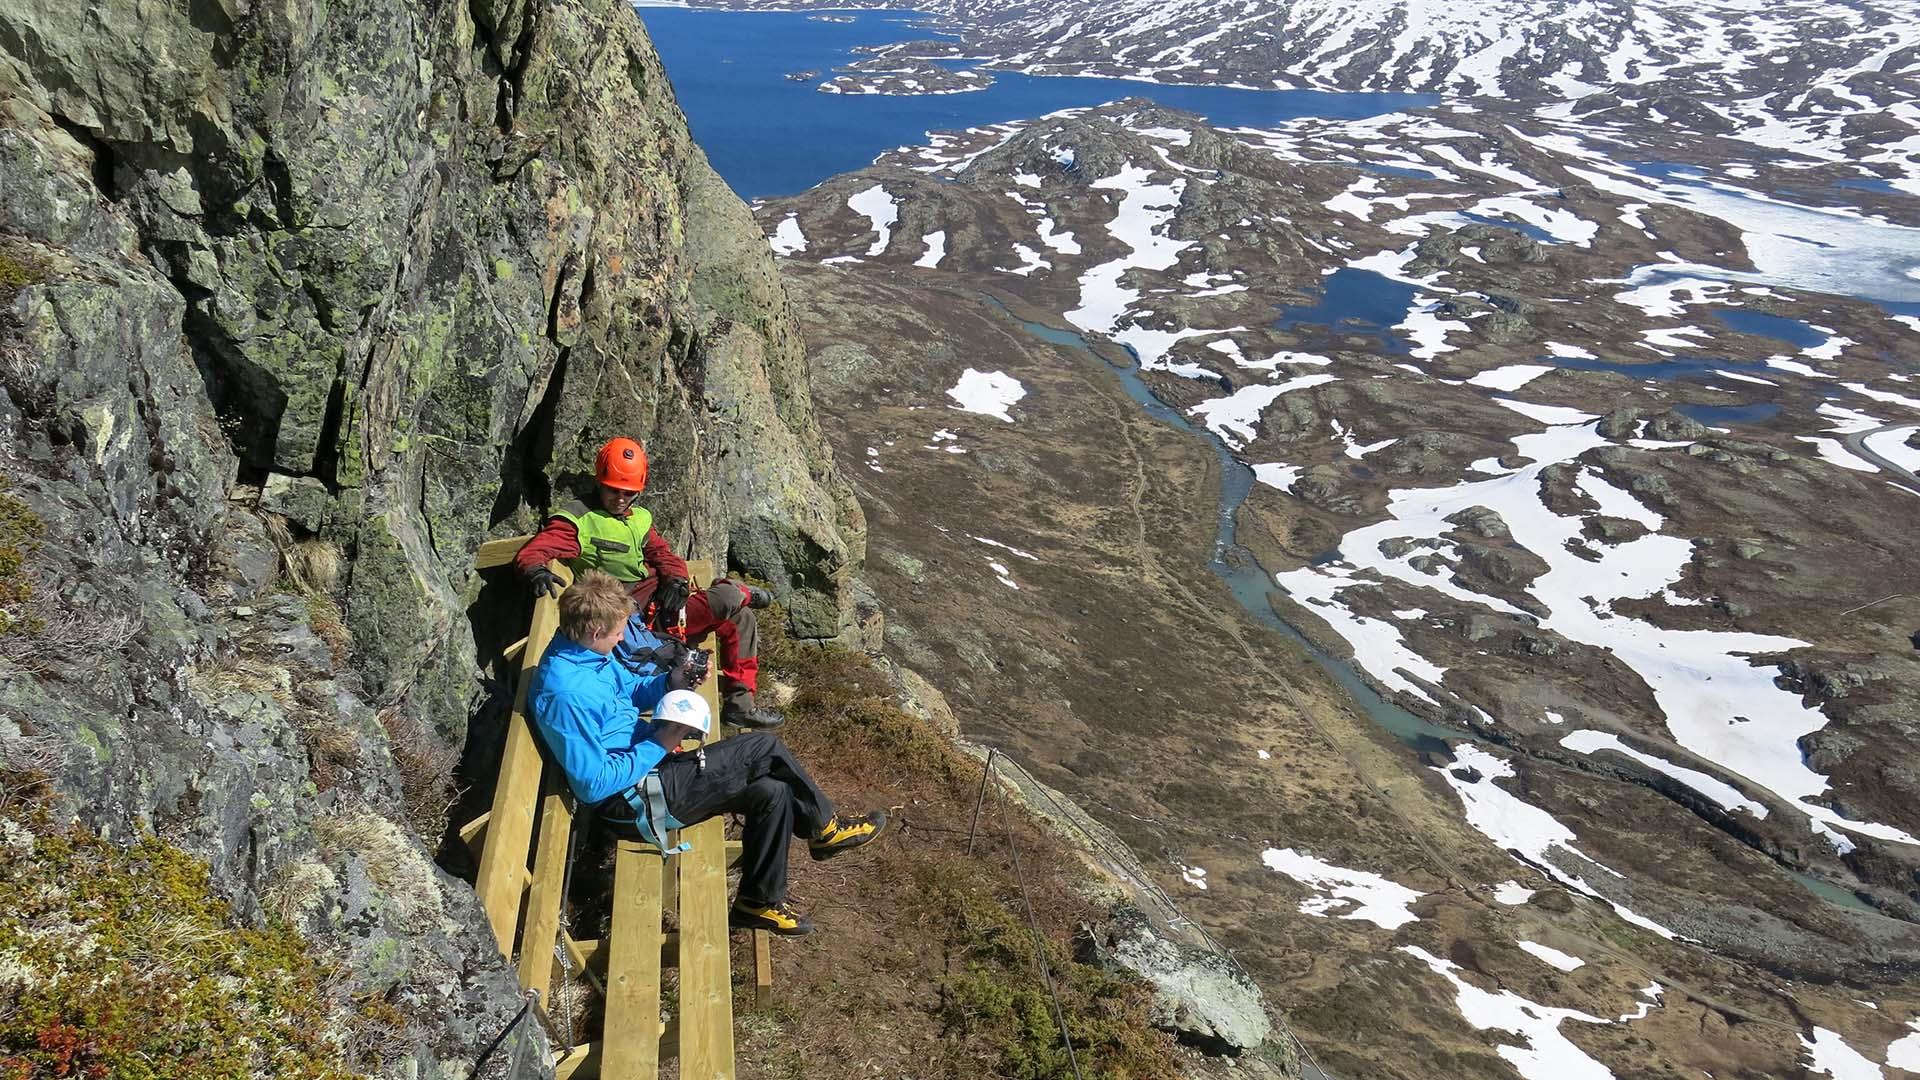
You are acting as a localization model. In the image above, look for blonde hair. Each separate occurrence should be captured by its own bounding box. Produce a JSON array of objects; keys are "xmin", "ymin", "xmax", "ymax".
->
[{"xmin": 558, "ymin": 569, "xmax": 633, "ymax": 643}]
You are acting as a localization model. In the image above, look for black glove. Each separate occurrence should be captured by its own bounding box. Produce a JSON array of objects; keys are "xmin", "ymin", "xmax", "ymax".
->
[
  {"xmin": 669, "ymin": 647, "xmax": 711, "ymax": 691},
  {"xmin": 527, "ymin": 565, "xmax": 564, "ymax": 599},
  {"xmin": 652, "ymin": 576, "xmax": 690, "ymax": 631}
]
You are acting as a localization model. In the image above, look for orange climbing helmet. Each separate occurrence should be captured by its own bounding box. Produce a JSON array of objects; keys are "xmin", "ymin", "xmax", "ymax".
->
[{"xmin": 595, "ymin": 437, "xmax": 649, "ymax": 492}]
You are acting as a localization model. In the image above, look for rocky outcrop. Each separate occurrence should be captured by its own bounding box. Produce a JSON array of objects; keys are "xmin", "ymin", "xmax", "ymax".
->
[
  {"xmin": 974, "ymin": 746, "xmax": 1301, "ymax": 1075},
  {"xmin": 0, "ymin": 0, "xmax": 858, "ymax": 1073}
]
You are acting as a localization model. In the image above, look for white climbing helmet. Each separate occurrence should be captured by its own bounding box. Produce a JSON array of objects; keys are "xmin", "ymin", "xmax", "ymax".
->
[{"xmin": 654, "ymin": 689, "xmax": 712, "ymax": 736}]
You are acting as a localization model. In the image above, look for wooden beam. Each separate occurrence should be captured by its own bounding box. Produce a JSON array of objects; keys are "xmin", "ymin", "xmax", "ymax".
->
[
  {"xmin": 603, "ymin": 840, "xmax": 665, "ymax": 1078},
  {"xmin": 458, "ymin": 811, "xmax": 490, "ymax": 857},
  {"xmin": 473, "ymin": 563, "xmax": 565, "ymax": 957},
  {"xmin": 571, "ymin": 931, "xmax": 685, "ymax": 973},
  {"xmin": 678, "ymin": 561, "xmax": 737, "ymax": 1079},
  {"xmin": 555, "ymin": 1030, "xmax": 678, "ymax": 1080},
  {"xmin": 518, "ymin": 788, "xmax": 574, "ymax": 1000},
  {"xmin": 474, "ymin": 534, "xmax": 535, "ymax": 570},
  {"xmin": 753, "ymin": 931, "xmax": 773, "ymax": 1011},
  {"xmin": 553, "ymin": 1043, "xmax": 597, "ymax": 1080}
]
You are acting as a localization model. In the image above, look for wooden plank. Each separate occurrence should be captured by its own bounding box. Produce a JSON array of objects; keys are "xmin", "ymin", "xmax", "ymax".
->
[
  {"xmin": 753, "ymin": 931, "xmax": 773, "ymax": 1010},
  {"xmin": 473, "ymin": 576, "xmax": 562, "ymax": 956},
  {"xmin": 602, "ymin": 840, "xmax": 665, "ymax": 1079},
  {"xmin": 474, "ymin": 534, "xmax": 535, "ymax": 570},
  {"xmin": 677, "ymin": 560, "xmax": 736, "ymax": 1079},
  {"xmin": 518, "ymin": 788, "xmax": 574, "ymax": 1001}
]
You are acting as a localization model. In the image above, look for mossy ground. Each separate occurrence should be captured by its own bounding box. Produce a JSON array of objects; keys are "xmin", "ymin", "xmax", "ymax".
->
[
  {"xmin": 0, "ymin": 492, "xmax": 45, "ymax": 638},
  {"xmin": 0, "ymin": 790, "xmax": 379, "ymax": 1080},
  {"xmin": 0, "ymin": 246, "xmax": 45, "ymax": 307},
  {"xmin": 721, "ymin": 619, "xmax": 1180, "ymax": 1079}
]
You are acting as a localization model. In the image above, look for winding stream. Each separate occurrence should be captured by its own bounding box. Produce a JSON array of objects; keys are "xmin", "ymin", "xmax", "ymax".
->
[
  {"xmin": 985, "ymin": 296, "xmax": 1885, "ymax": 917},
  {"xmin": 993, "ymin": 298, "xmax": 1468, "ymax": 752}
]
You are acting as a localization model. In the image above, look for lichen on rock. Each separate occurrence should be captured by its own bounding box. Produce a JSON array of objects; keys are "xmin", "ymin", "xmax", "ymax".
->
[{"xmin": 0, "ymin": 0, "xmax": 862, "ymax": 1072}]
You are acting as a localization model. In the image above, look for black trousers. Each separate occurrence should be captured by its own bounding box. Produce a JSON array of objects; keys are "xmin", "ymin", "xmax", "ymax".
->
[{"xmin": 625, "ymin": 732, "xmax": 837, "ymax": 909}]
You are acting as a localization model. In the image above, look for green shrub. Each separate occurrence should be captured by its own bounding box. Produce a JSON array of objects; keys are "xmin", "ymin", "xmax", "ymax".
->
[
  {"xmin": 927, "ymin": 861, "xmax": 1175, "ymax": 1080},
  {"xmin": 0, "ymin": 803, "xmax": 368, "ymax": 1079},
  {"xmin": 761, "ymin": 617, "xmax": 970, "ymax": 790}
]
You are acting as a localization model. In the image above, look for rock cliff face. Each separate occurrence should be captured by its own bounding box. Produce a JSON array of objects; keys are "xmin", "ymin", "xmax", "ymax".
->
[{"xmin": 0, "ymin": 0, "xmax": 858, "ymax": 1073}]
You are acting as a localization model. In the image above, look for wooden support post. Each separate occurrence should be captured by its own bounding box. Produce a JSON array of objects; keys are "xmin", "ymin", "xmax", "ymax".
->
[
  {"xmin": 518, "ymin": 788, "xmax": 574, "ymax": 1000},
  {"xmin": 603, "ymin": 840, "xmax": 664, "ymax": 1078}
]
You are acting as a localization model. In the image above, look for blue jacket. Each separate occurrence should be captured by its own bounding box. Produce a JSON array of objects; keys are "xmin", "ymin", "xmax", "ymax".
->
[{"xmin": 528, "ymin": 632, "xmax": 673, "ymax": 805}]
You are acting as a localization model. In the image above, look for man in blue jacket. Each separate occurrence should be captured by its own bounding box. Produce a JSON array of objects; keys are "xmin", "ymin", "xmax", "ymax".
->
[{"xmin": 528, "ymin": 569, "xmax": 888, "ymax": 935}]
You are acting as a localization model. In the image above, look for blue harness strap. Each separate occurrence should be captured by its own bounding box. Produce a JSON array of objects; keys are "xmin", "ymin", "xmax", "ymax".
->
[{"xmin": 620, "ymin": 773, "xmax": 689, "ymax": 856}]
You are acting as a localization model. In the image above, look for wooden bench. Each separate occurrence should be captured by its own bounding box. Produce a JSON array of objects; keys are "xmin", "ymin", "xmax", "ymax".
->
[{"xmin": 466, "ymin": 542, "xmax": 772, "ymax": 1078}]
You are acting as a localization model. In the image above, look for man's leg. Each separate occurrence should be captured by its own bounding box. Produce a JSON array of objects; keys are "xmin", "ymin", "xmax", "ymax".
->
[
  {"xmin": 654, "ymin": 735, "xmax": 815, "ymax": 935},
  {"xmin": 662, "ymin": 732, "xmax": 835, "ymax": 837},
  {"xmin": 731, "ymin": 777, "xmax": 793, "ymax": 910},
  {"xmin": 685, "ymin": 581, "xmax": 779, "ymax": 729}
]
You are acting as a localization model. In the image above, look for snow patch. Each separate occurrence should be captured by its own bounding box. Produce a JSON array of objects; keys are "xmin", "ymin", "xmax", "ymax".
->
[
  {"xmin": 1517, "ymin": 941, "xmax": 1585, "ymax": 972},
  {"xmin": 1261, "ymin": 848, "xmax": 1425, "ymax": 930},
  {"xmin": 768, "ymin": 213, "xmax": 807, "ymax": 256},
  {"xmin": 1401, "ymin": 946, "xmax": 1616, "ymax": 1080},
  {"xmin": 915, "ymin": 230, "xmax": 947, "ymax": 268},
  {"xmin": 847, "ymin": 184, "xmax": 898, "ymax": 256},
  {"xmin": 946, "ymin": 369, "xmax": 1026, "ymax": 423}
]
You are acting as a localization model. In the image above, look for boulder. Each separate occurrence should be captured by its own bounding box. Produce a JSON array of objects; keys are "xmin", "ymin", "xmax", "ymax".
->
[{"xmin": 1087, "ymin": 905, "xmax": 1275, "ymax": 1057}]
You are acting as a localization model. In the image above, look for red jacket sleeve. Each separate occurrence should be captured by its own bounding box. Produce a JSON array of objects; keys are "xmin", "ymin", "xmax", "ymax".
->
[
  {"xmin": 643, "ymin": 527, "xmax": 688, "ymax": 581},
  {"xmin": 514, "ymin": 517, "xmax": 582, "ymax": 576}
]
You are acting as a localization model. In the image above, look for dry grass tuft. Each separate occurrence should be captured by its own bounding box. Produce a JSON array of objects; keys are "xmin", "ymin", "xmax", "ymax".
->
[
  {"xmin": 263, "ymin": 513, "xmax": 295, "ymax": 552},
  {"xmin": 376, "ymin": 707, "xmax": 460, "ymax": 844},
  {"xmin": 305, "ymin": 592, "xmax": 352, "ymax": 667},
  {"xmin": 299, "ymin": 718, "xmax": 363, "ymax": 792},
  {"xmin": 313, "ymin": 809, "xmax": 446, "ymax": 927},
  {"xmin": 261, "ymin": 859, "xmax": 341, "ymax": 926},
  {"xmin": 727, "ymin": 614, "xmax": 1184, "ymax": 1080},
  {"xmin": 0, "ymin": 731, "xmax": 64, "ymax": 776},
  {"xmin": 291, "ymin": 540, "xmax": 341, "ymax": 593}
]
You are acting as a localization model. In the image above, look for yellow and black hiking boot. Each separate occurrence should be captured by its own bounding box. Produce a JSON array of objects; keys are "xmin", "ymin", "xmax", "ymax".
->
[
  {"xmin": 729, "ymin": 900, "xmax": 814, "ymax": 937},
  {"xmin": 809, "ymin": 810, "xmax": 890, "ymax": 861}
]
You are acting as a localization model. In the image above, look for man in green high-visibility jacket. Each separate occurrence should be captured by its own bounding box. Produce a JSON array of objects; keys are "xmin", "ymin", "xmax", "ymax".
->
[{"xmin": 515, "ymin": 436, "xmax": 784, "ymax": 730}]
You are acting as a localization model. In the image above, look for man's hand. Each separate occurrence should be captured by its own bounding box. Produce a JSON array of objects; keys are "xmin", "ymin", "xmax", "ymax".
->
[
  {"xmin": 528, "ymin": 565, "xmax": 564, "ymax": 599},
  {"xmin": 652, "ymin": 576, "xmax": 690, "ymax": 631}
]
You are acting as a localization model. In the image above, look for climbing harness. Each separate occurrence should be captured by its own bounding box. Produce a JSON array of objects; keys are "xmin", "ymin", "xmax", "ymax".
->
[{"xmin": 617, "ymin": 772, "xmax": 690, "ymax": 856}]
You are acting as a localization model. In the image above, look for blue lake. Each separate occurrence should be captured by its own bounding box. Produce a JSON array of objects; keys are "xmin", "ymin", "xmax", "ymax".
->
[
  {"xmin": 1274, "ymin": 269, "xmax": 1419, "ymax": 353},
  {"xmin": 1552, "ymin": 353, "xmax": 1773, "ymax": 382},
  {"xmin": 634, "ymin": 7, "xmax": 1437, "ymax": 198},
  {"xmin": 1678, "ymin": 402, "xmax": 1781, "ymax": 426},
  {"xmin": 1714, "ymin": 309, "xmax": 1826, "ymax": 349},
  {"xmin": 1833, "ymin": 178, "xmax": 1900, "ymax": 195}
]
